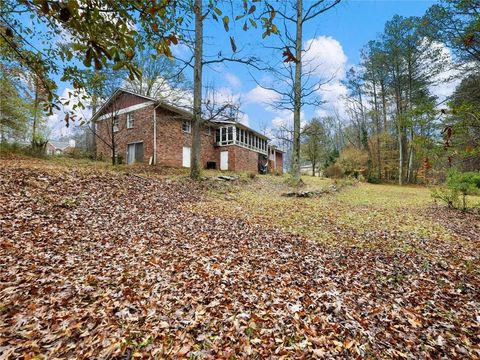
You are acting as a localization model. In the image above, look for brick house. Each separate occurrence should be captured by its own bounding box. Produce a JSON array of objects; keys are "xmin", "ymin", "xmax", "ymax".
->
[{"xmin": 92, "ymin": 89, "xmax": 283, "ymax": 173}]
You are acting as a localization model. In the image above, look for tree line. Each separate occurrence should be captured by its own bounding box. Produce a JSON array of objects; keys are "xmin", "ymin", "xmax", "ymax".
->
[
  {"xmin": 1, "ymin": 0, "xmax": 478, "ymax": 184},
  {"xmin": 300, "ymin": 0, "xmax": 479, "ymax": 185}
]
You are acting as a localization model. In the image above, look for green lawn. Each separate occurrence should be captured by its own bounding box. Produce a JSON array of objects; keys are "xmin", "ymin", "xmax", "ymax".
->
[{"xmin": 190, "ymin": 174, "xmax": 479, "ymax": 264}]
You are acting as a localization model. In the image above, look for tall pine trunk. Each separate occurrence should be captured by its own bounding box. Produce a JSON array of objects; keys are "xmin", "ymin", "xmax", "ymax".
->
[
  {"xmin": 190, "ymin": 0, "xmax": 203, "ymax": 180},
  {"xmin": 292, "ymin": 0, "xmax": 302, "ymax": 183},
  {"xmin": 372, "ymin": 81, "xmax": 382, "ymax": 180}
]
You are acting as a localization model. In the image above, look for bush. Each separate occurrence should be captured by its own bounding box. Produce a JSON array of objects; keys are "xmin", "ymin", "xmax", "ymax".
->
[
  {"xmin": 336, "ymin": 146, "xmax": 369, "ymax": 176},
  {"xmin": 63, "ymin": 148, "xmax": 95, "ymax": 159},
  {"xmin": 367, "ymin": 174, "xmax": 381, "ymax": 184},
  {"xmin": 431, "ymin": 187, "xmax": 461, "ymax": 209},
  {"xmin": 447, "ymin": 170, "xmax": 480, "ymax": 210},
  {"xmin": 0, "ymin": 141, "xmax": 46, "ymax": 158},
  {"xmin": 432, "ymin": 170, "xmax": 480, "ymax": 211},
  {"xmin": 324, "ymin": 164, "xmax": 343, "ymax": 179}
]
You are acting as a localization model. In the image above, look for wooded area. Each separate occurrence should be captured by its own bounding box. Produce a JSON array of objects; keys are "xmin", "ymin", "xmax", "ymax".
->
[{"xmin": 1, "ymin": 0, "xmax": 478, "ymax": 186}]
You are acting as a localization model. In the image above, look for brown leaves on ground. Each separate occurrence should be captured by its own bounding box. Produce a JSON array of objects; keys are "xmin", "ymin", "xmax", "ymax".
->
[{"xmin": 0, "ymin": 158, "xmax": 479, "ymax": 359}]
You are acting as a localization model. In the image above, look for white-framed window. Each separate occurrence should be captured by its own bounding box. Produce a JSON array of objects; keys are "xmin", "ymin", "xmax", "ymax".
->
[
  {"xmin": 214, "ymin": 125, "xmax": 267, "ymax": 154},
  {"xmin": 182, "ymin": 120, "xmax": 191, "ymax": 133},
  {"xmin": 126, "ymin": 112, "xmax": 134, "ymax": 129},
  {"xmin": 113, "ymin": 116, "xmax": 119, "ymax": 132}
]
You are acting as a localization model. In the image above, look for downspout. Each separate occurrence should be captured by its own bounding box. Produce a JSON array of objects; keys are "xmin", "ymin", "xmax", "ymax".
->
[{"xmin": 153, "ymin": 103, "xmax": 159, "ymax": 165}]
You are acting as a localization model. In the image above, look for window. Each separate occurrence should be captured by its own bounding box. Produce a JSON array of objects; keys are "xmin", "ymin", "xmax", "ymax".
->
[
  {"xmin": 182, "ymin": 120, "xmax": 191, "ymax": 133},
  {"xmin": 126, "ymin": 112, "xmax": 134, "ymax": 129},
  {"xmin": 113, "ymin": 116, "xmax": 119, "ymax": 132}
]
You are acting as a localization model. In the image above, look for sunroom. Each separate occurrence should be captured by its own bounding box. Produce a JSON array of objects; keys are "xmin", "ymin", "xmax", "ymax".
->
[{"xmin": 214, "ymin": 124, "xmax": 268, "ymax": 155}]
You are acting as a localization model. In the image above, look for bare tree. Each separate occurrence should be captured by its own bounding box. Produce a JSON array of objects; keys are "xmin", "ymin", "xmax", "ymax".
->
[
  {"xmin": 123, "ymin": 50, "xmax": 190, "ymax": 102},
  {"xmin": 162, "ymin": 1, "xmax": 276, "ymax": 179},
  {"xmin": 257, "ymin": 0, "xmax": 341, "ymax": 184}
]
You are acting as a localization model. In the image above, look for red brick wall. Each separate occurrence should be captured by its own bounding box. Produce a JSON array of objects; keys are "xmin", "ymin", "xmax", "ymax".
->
[
  {"xmin": 275, "ymin": 152, "xmax": 284, "ymax": 174},
  {"xmin": 96, "ymin": 104, "xmax": 155, "ymax": 163},
  {"xmin": 218, "ymin": 145, "xmax": 259, "ymax": 173},
  {"xmin": 155, "ymin": 110, "xmax": 217, "ymax": 168}
]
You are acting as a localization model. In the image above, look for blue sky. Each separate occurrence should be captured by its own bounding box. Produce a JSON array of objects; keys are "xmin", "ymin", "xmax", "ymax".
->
[
  {"xmin": 50, "ymin": 0, "xmax": 441, "ymax": 138},
  {"xmin": 191, "ymin": 0, "xmax": 438, "ymax": 137}
]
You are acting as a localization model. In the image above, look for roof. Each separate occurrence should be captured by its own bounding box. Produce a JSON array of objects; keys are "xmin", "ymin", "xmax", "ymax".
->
[
  {"xmin": 48, "ymin": 141, "xmax": 71, "ymax": 150},
  {"xmin": 90, "ymin": 88, "xmax": 156, "ymax": 122},
  {"xmin": 268, "ymin": 144, "xmax": 285, "ymax": 153}
]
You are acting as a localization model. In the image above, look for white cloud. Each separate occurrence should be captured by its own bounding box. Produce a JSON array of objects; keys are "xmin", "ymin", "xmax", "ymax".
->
[
  {"xmin": 303, "ymin": 36, "xmax": 348, "ymax": 81},
  {"xmin": 428, "ymin": 42, "xmax": 467, "ymax": 102},
  {"xmin": 47, "ymin": 88, "xmax": 92, "ymax": 139},
  {"xmin": 244, "ymin": 85, "xmax": 281, "ymax": 105},
  {"xmin": 238, "ymin": 112, "xmax": 249, "ymax": 126},
  {"xmin": 302, "ymin": 36, "xmax": 349, "ymax": 119},
  {"xmin": 225, "ymin": 73, "xmax": 242, "ymax": 89}
]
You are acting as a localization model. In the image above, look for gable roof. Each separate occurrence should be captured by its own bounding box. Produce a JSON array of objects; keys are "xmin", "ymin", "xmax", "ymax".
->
[
  {"xmin": 48, "ymin": 140, "xmax": 71, "ymax": 150},
  {"xmin": 90, "ymin": 88, "xmax": 156, "ymax": 122}
]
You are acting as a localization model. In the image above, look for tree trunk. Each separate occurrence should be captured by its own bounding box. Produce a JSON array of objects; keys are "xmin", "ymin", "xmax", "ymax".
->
[
  {"xmin": 89, "ymin": 92, "xmax": 98, "ymax": 157},
  {"xmin": 380, "ymin": 81, "xmax": 387, "ymax": 132},
  {"xmin": 190, "ymin": 0, "xmax": 203, "ymax": 180},
  {"xmin": 111, "ymin": 120, "xmax": 116, "ymax": 166},
  {"xmin": 372, "ymin": 81, "xmax": 382, "ymax": 180},
  {"xmin": 32, "ymin": 77, "xmax": 39, "ymax": 145},
  {"xmin": 291, "ymin": 0, "xmax": 302, "ymax": 183}
]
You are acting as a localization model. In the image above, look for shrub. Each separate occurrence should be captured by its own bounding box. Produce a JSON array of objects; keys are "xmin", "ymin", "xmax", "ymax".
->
[
  {"xmin": 324, "ymin": 164, "xmax": 343, "ymax": 179},
  {"xmin": 447, "ymin": 170, "xmax": 480, "ymax": 210},
  {"xmin": 431, "ymin": 187, "xmax": 461, "ymax": 209},
  {"xmin": 367, "ymin": 174, "xmax": 381, "ymax": 184},
  {"xmin": 64, "ymin": 148, "xmax": 95, "ymax": 159},
  {"xmin": 432, "ymin": 170, "xmax": 480, "ymax": 211},
  {"xmin": 336, "ymin": 146, "xmax": 369, "ymax": 176}
]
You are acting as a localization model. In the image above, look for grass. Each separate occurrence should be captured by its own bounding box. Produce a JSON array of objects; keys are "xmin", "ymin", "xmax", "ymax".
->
[
  {"xmin": 191, "ymin": 174, "xmax": 480, "ymax": 256},
  {"xmin": 4, "ymin": 154, "xmax": 478, "ymax": 254}
]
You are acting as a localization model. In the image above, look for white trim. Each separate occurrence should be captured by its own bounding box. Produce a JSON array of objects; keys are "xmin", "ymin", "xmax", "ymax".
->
[
  {"xmin": 91, "ymin": 88, "xmax": 156, "ymax": 121},
  {"xmin": 182, "ymin": 120, "xmax": 191, "ymax": 133},
  {"xmin": 126, "ymin": 112, "xmax": 134, "ymax": 129},
  {"xmin": 96, "ymin": 102, "xmax": 154, "ymax": 122},
  {"xmin": 215, "ymin": 142, "xmax": 267, "ymax": 155}
]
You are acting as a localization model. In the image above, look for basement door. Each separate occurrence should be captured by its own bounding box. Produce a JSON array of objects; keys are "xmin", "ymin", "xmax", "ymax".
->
[
  {"xmin": 220, "ymin": 151, "xmax": 228, "ymax": 171},
  {"xmin": 126, "ymin": 142, "xmax": 144, "ymax": 164},
  {"xmin": 182, "ymin": 146, "xmax": 191, "ymax": 168}
]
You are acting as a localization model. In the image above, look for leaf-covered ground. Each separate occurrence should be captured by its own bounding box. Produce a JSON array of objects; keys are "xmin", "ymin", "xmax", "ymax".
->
[{"xmin": 1, "ymin": 158, "xmax": 479, "ymax": 359}]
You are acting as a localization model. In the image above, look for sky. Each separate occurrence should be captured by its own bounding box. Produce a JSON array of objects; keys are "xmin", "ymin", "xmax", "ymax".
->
[{"xmin": 47, "ymin": 0, "xmax": 457, "ymax": 139}]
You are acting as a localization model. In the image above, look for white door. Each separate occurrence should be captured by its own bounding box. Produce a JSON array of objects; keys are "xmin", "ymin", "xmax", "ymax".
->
[
  {"xmin": 182, "ymin": 146, "xmax": 191, "ymax": 168},
  {"xmin": 220, "ymin": 151, "xmax": 228, "ymax": 171}
]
